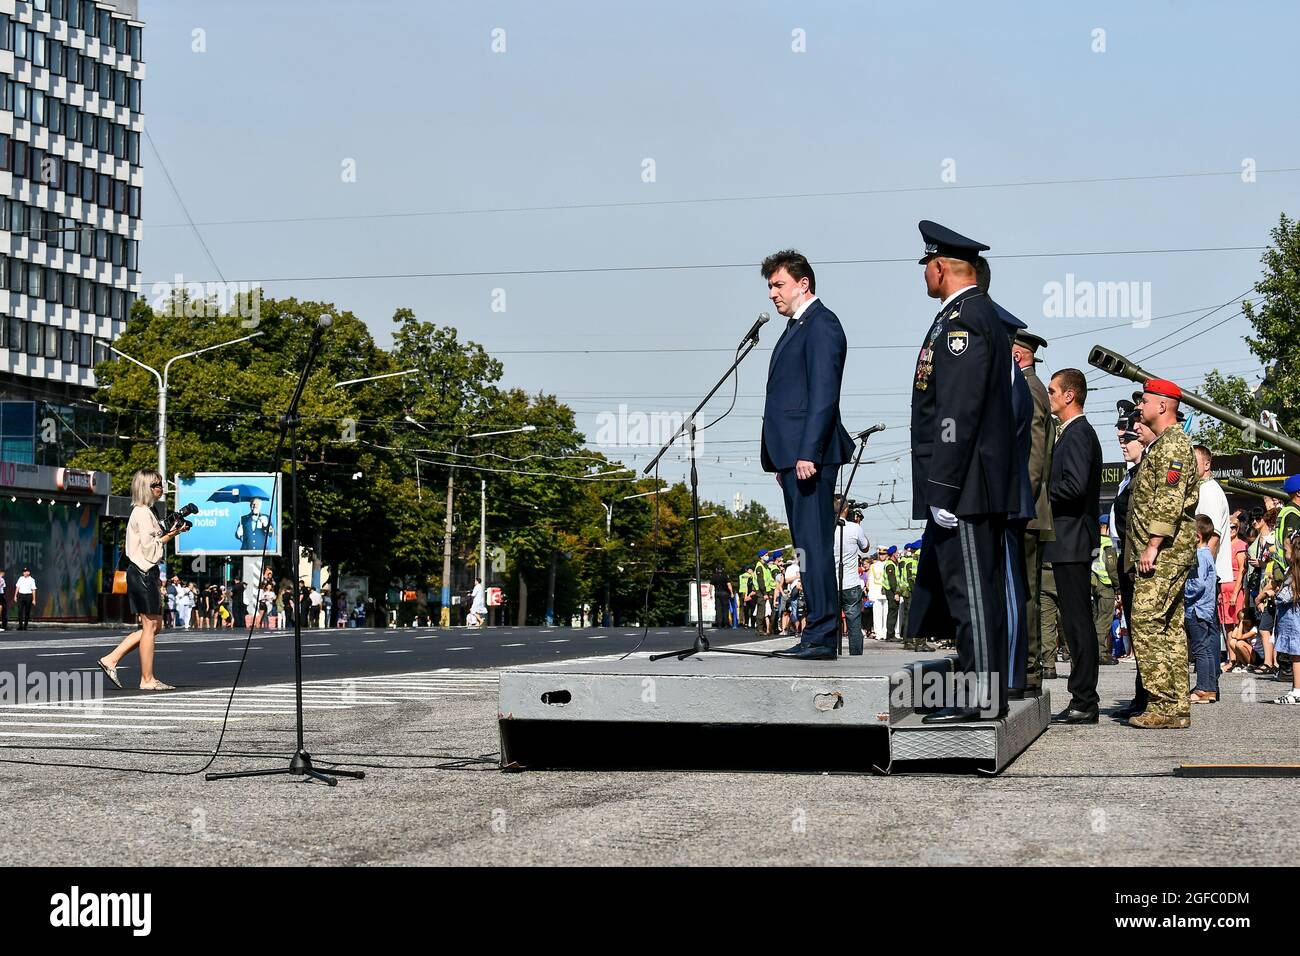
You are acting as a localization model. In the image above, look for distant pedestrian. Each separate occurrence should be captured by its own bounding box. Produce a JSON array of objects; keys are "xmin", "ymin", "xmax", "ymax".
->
[{"xmin": 14, "ymin": 568, "xmax": 38, "ymax": 630}]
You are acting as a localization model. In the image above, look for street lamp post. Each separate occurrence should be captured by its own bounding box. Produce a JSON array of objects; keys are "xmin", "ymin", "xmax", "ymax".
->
[
  {"xmin": 110, "ymin": 332, "xmax": 264, "ymax": 507},
  {"xmin": 434, "ymin": 424, "xmax": 536, "ymax": 627}
]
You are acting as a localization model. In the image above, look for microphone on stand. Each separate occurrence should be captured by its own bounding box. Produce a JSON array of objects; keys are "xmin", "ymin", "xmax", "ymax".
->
[
  {"xmin": 740, "ymin": 312, "xmax": 771, "ymax": 345},
  {"xmin": 855, "ymin": 422, "xmax": 887, "ymax": 440}
]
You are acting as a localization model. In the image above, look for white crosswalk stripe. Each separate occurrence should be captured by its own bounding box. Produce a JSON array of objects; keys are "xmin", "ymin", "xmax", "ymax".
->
[{"xmin": 0, "ymin": 670, "xmax": 501, "ymax": 743}]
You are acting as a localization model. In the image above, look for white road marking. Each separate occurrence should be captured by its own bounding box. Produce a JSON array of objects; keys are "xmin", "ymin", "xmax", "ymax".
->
[
  {"xmin": 501, "ymin": 643, "xmax": 525, "ymax": 647},
  {"xmin": 0, "ymin": 731, "xmax": 101, "ymax": 738},
  {"xmin": 198, "ymin": 660, "xmax": 244, "ymax": 665},
  {"xmin": 384, "ymin": 650, "xmax": 413, "ymax": 654},
  {"xmin": 447, "ymin": 647, "xmax": 472, "ymax": 651},
  {"xmin": 303, "ymin": 653, "xmax": 337, "ymax": 658},
  {"xmin": 36, "ymin": 652, "xmax": 83, "ymax": 657},
  {"xmin": 548, "ymin": 639, "xmax": 569, "ymax": 644}
]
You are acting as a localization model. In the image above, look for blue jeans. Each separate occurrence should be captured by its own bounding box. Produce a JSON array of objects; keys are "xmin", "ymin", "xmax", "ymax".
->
[
  {"xmin": 1186, "ymin": 613, "xmax": 1220, "ymax": 695},
  {"xmin": 841, "ymin": 586, "xmax": 864, "ymax": 655}
]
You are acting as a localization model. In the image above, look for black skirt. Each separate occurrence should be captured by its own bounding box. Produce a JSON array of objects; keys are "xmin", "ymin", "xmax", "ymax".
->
[{"xmin": 127, "ymin": 563, "xmax": 162, "ymax": 616}]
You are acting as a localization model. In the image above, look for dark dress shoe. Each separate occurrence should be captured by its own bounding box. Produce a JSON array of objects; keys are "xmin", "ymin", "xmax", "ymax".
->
[
  {"xmin": 1023, "ymin": 686, "xmax": 1044, "ymax": 697},
  {"xmin": 1099, "ymin": 655, "xmax": 1118, "ymax": 665},
  {"xmin": 1053, "ymin": 707, "xmax": 1099, "ymax": 724},
  {"xmin": 777, "ymin": 642, "xmax": 809, "ymax": 655},
  {"xmin": 920, "ymin": 706, "xmax": 982, "ymax": 724},
  {"xmin": 781, "ymin": 644, "xmax": 837, "ymax": 661},
  {"xmin": 1007, "ymin": 688, "xmax": 1025, "ymax": 701}
]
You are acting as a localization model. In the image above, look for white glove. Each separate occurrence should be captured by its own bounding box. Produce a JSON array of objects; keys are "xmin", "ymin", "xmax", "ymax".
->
[{"xmin": 930, "ymin": 506, "xmax": 958, "ymax": 529}]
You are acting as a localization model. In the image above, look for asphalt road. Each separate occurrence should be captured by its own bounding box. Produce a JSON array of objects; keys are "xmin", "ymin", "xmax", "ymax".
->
[{"xmin": 0, "ymin": 623, "xmax": 770, "ymax": 691}]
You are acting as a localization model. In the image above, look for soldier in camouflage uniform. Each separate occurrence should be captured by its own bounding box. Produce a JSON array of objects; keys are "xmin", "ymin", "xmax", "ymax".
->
[{"xmin": 1125, "ymin": 379, "xmax": 1200, "ymax": 729}]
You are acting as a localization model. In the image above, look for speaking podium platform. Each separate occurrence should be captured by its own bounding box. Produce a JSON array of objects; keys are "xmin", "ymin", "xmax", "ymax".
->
[{"xmin": 498, "ymin": 651, "xmax": 1050, "ymax": 775}]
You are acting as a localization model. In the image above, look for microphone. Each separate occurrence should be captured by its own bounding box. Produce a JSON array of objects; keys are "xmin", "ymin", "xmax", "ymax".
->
[
  {"xmin": 741, "ymin": 312, "xmax": 771, "ymax": 344},
  {"xmin": 855, "ymin": 422, "xmax": 886, "ymax": 440}
]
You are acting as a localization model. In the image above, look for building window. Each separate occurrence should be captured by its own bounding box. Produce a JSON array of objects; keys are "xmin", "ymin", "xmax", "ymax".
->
[
  {"xmin": 79, "ymin": 333, "xmax": 92, "ymax": 366},
  {"xmin": 62, "ymin": 330, "xmax": 75, "ymax": 363},
  {"xmin": 0, "ymin": 15, "xmax": 12, "ymax": 53},
  {"xmin": 7, "ymin": 318, "xmax": 21, "ymax": 351},
  {"xmin": 80, "ymin": 278, "xmax": 93, "ymax": 312},
  {"xmin": 44, "ymin": 325, "xmax": 59, "ymax": 359},
  {"xmin": 27, "ymin": 266, "xmax": 44, "ymax": 299},
  {"xmin": 45, "ymin": 269, "xmax": 60, "ymax": 303},
  {"xmin": 62, "ymin": 273, "xmax": 78, "ymax": 308},
  {"xmin": 27, "ymin": 323, "xmax": 42, "ymax": 356},
  {"xmin": 129, "ymin": 25, "xmax": 142, "ymax": 59}
]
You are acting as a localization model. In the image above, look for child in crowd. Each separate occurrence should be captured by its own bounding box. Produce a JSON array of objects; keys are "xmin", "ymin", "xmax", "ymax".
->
[
  {"xmin": 1185, "ymin": 515, "xmax": 1220, "ymax": 704},
  {"xmin": 1225, "ymin": 607, "xmax": 1259, "ymax": 674},
  {"xmin": 1258, "ymin": 532, "xmax": 1300, "ymax": 704}
]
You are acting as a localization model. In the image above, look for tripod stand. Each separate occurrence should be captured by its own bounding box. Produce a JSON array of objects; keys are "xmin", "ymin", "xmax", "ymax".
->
[
  {"xmin": 207, "ymin": 317, "xmax": 365, "ymax": 787},
  {"xmin": 648, "ymin": 332, "xmax": 778, "ymax": 662}
]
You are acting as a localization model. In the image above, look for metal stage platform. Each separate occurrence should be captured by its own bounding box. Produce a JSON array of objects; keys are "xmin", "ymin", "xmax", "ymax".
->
[{"xmin": 498, "ymin": 651, "xmax": 1051, "ymax": 775}]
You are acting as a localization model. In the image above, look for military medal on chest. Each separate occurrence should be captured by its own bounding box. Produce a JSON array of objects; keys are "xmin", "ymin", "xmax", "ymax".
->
[{"xmin": 914, "ymin": 318, "xmax": 945, "ymax": 392}]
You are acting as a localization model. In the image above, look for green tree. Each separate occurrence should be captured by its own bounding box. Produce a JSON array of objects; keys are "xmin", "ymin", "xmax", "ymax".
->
[{"xmin": 1194, "ymin": 213, "xmax": 1300, "ymax": 452}]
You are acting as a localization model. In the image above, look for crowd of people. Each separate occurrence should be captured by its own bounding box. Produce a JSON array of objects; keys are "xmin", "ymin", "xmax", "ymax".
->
[{"xmin": 157, "ymin": 571, "xmax": 369, "ymax": 631}]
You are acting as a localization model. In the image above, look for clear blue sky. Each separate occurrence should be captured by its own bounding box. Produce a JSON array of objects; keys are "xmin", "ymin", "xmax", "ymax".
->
[{"xmin": 139, "ymin": 0, "xmax": 1300, "ymax": 546}]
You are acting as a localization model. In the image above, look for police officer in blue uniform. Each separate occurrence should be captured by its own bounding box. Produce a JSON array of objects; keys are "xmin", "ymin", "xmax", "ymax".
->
[{"xmin": 906, "ymin": 222, "xmax": 1019, "ymax": 722}]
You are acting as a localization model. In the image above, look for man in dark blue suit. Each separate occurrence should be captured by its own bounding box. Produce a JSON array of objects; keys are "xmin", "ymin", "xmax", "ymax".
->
[{"xmin": 759, "ymin": 250, "xmax": 855, "ymax": 660}]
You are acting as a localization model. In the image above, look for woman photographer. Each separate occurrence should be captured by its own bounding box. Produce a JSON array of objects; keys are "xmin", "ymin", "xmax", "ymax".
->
[{"xmin": 97, "ymin": 470, "xmax": 184, "ymax": 691}]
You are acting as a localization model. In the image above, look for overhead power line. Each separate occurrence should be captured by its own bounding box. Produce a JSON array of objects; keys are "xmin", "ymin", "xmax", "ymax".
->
[
  {"xmin": 143, "ymin": 245, "xmax": 1266, "ymax": 288},
  {"xmin": 146, "ymin": 165, "xmax": 1300, "ymax": 230}
]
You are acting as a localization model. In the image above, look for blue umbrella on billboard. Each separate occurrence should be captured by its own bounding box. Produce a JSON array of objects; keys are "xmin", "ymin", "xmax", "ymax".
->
[{"xmin": 207, "ymin": 483, "xmax": 272, "ymax": 503}]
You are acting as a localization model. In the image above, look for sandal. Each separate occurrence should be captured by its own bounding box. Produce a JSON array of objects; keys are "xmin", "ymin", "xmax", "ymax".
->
[
  {"xmin": 139, "ymin": 679, "xmax": 175, "ymax": 691},
  {"xmin": 1189, "ymin": 691, "xmax": 1218, "ymax": 704},
  {"xmin": 1269, "ymin": 692, "xmax": 1300, "ymax": 705},
  {"xmin": 96, "ymin": 657, "xmax": 122, "ymax": 689}
]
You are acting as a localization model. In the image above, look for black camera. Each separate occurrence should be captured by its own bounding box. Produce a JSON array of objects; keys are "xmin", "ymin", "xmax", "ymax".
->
[{"xmin": 163, "ymin": 502, "xmax": 199, "ymax": 534}]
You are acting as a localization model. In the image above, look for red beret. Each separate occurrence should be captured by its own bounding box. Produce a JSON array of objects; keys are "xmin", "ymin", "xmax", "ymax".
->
[{"xmin": 1144, "ymin": 378, "xmax": 1182, "ymax": 401}]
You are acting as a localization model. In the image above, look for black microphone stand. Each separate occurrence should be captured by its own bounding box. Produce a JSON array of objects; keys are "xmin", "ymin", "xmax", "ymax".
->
[
  {"xmin": 648, "ymin": 331, "xmax": 778, "ymax": 662},
  {"xmin": 207, "ymin": 320, "xmax": 364, "ymax": 787}
]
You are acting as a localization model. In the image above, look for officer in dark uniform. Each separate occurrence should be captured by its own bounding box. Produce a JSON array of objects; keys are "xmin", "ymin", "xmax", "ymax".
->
[{"xmin": 906, "ymin": 221, "xmax": 1019, "ymax": 722}]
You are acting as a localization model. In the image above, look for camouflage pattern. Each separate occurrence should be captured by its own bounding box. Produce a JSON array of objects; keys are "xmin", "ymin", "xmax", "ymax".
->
[
  {"xmin": 1124, "ymin": 427, "xmax": 1199, "ymax": 570},
  {"xmin": 1126, "ymin": 424, "xmax": 1199, "ymax": 721}
]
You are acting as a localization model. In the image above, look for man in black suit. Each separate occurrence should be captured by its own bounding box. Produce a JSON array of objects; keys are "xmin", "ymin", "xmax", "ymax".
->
[
  {"xmin": 1043, "ymin": 368, "xmax": 1104, "ymax": 723},
  {"xmin": 759, "ymin": 250, "xmax": 855, "ymax": 660},
  {"xmin": 906, "ymin": 222, "xmax": 1019, "ymax": 722}
]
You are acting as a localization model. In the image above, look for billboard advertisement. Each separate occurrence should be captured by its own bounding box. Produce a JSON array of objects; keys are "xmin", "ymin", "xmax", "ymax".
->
[
  {"xmin": 173, "ymin": 473, "xmax": 282, "ymax": 557},
  {"xmin": 0, "ymin": 498, "xmax": 101, "ymax": 621}
]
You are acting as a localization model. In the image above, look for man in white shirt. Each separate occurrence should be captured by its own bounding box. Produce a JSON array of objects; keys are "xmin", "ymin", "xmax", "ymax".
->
[
  {"xmin": 833, "ymin": 495, "xmax": 870, "ymax": 654},
  {"xmin": 1193, "ymin": 445, "xmax": 1233, "ymax": 587},
  {"xmin": 14, "ymin": 568, "xmax": 37, "ymax": 630}
]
